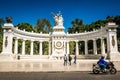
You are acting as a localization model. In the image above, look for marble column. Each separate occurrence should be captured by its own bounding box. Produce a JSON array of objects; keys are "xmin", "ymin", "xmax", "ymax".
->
[
  {"xmin": 64, "ymin": 41, "xmax": 66, "ymax": 54},
  {"xmin": 101, "ymin": 38, "xmax": 105, "ymax": 55},
  {"xmin": 51, "ymin": 41, "xmax": 54, "ymax": 55},
  {"xmin": 76, "ymin": 41, "xmax": 79, "ymax": 55},
  {"xmin": 85, "ymin": 40, "xmax": 88, "ymax": 55},
  {"xmin": 14, "ymin": 38, "xmax": 18, "ymax": 54},
  {"xmin": 22, "ymin": 39, "xmax": 25, "ymax": 55},
  {"xmin": 67, "ymin": 41, "xmax": 69, "ymax": 55},
  {"xmin": 49, "ymin": 41, "xmax": 51, "ymax": 56},
  {"xmin": 30, "ymin": 40, "xmax": 34, "ymax": 55},
  {"xmin": 93, "ymin": 39, "xmax": 97, "ymax": 55},
  {"xmin": 39, "ymin": 41, "xmax": 42, "ymax": 55}
]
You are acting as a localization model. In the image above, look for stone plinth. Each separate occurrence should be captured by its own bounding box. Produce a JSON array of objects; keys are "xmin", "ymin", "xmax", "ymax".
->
[{"xmin": 0, "ymin": 54, "xmax": 14, "ymax": 61}]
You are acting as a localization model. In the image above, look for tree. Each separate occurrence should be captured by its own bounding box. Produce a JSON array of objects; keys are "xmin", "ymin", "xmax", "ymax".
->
[
  {"xmin": 0, "ymin": 18, "xmax": 4, "ymax": 52},
  {"xmin": 114, "ymin": 16, "xmax": 120, "ymax": 25},
  {"xmin": 69, "ymin": 41, "xmax": 75, "ymax": 54},
  {"xmin": 72, "ymin": 18, "xmax": 83, "ymax": 32},
  {"xmin": 34, "ymin": 18, "xmax": 52, "ymax": 55},
  {"xmin": 34, "ymin": 18, "xmax": 52, "ymax": 33},
  {"xmin": 15, "ymin": 23, "xmax": 34, "ymax": 32},
  {"xmin": 68, "ymin": 18, "xmax": 84, "ymax": 33},
  {"xmin": 89, "ymin": 20, "xmax": 106, "ymax": 31},
  {"xmin": 0, "ymin": 18, "xmax": 4, "ymax": 34}
]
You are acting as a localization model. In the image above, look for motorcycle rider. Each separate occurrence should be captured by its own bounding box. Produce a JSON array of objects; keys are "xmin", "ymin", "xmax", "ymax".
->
[{"xmin": 98, "ymin": 56, "xmax": 108, "ymax": 71}]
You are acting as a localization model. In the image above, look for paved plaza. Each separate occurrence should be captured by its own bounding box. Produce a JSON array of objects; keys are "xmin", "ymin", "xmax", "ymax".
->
[{"xmin": 0, "ymin": 60, "xmax": 120, "ymax": 72}]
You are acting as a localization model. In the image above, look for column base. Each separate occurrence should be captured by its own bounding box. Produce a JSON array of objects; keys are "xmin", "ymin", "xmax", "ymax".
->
[
  {"xmin": 0, "ymin": 53, "xmax": 14, "ymax": 61},
  {"xmin": 110, "ymin": 52, "xmax": 120, "ymax": 61}
]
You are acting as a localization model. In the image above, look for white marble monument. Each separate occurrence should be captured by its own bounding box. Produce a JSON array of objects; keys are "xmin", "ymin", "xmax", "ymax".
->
[{"xmin": 0, "ymin": 13, "xmax": 120, "ymax": 61}]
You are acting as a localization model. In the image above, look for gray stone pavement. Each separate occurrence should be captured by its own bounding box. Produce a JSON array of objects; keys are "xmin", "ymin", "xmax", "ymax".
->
[
  {"xmin": 0, "ymin": 72, "xmax": 120, "ymax": 80},
  {"xmin": 0, "ymin": 59, "xmax": 120, "ymax": 72}
]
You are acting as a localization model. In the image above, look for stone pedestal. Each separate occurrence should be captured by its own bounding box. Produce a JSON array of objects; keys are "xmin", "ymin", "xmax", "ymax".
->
[
  {"xmin": 0, "ymin": 23, "xmax": 14, "ymax": 60},
  {"xmin": 0, "ymin": 54, "xmax": 14, "ymax": 60},
  {"xmin": 110, "ymin": 52, "xmax": 120, "ymax": 61},
  {"xmin": 106, "ymin": 22, "xmax": 120, "ymax": 61}
]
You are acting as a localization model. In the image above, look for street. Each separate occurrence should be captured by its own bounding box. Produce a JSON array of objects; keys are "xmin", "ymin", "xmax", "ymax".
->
[{"xmin": 0, "ymin": 72, "xmax": 120, "ymax": 80}]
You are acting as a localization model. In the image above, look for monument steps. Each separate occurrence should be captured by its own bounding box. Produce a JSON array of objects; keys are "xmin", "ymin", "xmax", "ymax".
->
[
  {"xmin": 16, "ymin": 54, "xmax": 101, "ymax": 60},
  {"xmin": 19, "ymin": 55, "xmax": 49, "ymax": 60},
  {"xmin": 71, "ymin": 55, "xmax": 101, "ymax": 59}
]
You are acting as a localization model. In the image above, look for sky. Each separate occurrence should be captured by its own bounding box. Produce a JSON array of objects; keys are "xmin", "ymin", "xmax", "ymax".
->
[{"xmin": 0, "ymin": 0, "xmax": 120, "ymax": 32}]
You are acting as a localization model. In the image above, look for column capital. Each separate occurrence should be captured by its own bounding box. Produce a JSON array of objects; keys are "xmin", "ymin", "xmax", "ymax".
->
[
  {"xmin": 39, "ymin": 41, "xmax": 43, "ymax": 43},
  {"xmin": 14, "ymin": 37, "xmax": 18, "ymax": 40},
  {"xmin": 84, "ymin": 40, "xmax": 88, "ymax": 42},
  {"xmin": 101, "ymin": 37, "xmax": 105, "ymax": 40},
  {"xmin": 75, "ymin": 40, "xmax": 79, "ymax": 43},
  {"xmin": 93, "ymin": 38, "xmax": 97, "ymax": 41},
  {"xmin": 49, "ymin": 41, "xmax": 51, "ymax": 42},
  {"xmin": 22, "ymin": 39, "xmax": 26, "ymax": 41},
  {"xmin": 30, "ymin": 40, "xmax": 34, "ymax": 42},
  {"xmin": 66, "ymin": 41, "xmax": 70, "ymax": 43}
]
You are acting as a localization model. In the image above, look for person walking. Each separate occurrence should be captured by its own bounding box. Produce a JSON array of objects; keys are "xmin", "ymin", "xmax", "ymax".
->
[
  {"xmin": 74, "ymin": 55, "xmax": 76, "ymax": 64},
  {"xmin": 64, "ymin": 54, "xmax": 67, "ymax": 66},
  {"xmin": 68, "ymin": 54, "xmax": 72, "ymax": 66}
]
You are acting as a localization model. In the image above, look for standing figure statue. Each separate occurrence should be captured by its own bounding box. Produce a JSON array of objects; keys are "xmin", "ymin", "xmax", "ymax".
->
[{"xmin": 51, "ymin": 12, "xmax": 63, "ymax": 26}]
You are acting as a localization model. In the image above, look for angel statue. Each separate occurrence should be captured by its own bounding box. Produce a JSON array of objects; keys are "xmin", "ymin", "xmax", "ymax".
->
[{"xmin": 51, "ymin": 12, "xmax": 63, "ymax": 26}]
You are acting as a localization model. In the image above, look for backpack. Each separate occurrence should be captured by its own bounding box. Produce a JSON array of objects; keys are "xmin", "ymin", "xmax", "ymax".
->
[{"xmin": 64, "ymin": 56, "xmax": 67, "ymax": 60}]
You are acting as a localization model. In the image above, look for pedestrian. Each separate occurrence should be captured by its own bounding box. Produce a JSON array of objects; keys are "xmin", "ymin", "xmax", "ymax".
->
[
  {"xmin": 18, "ymin": 53, "xmax": 20, "ymax": 60},
  {"xmin": 68, "ymin": 54, "xmax": 72, "ymax": 65},
  {"xmin": 64, "ymin": 54, "xmax": 67, "ymax": 66},
  {"xmin": 74, "ymin": 55, "xmax": 76, "ymax": 64}
]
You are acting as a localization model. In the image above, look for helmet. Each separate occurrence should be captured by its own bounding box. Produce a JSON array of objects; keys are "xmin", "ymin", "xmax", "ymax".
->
[{"xmin": 101, "ymin": 56, "xmax": 104, "ymax": 59}]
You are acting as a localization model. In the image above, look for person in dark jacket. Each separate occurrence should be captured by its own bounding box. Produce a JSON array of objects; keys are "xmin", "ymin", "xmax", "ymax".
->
[
  {"xmin": 74, "ymin": 55, "xmax": 77, "ymax": 64},
  {"xmin": 64, "ymin": 54, "xmax": 67, "ymax": 66},
  {"xmin": 98, "ymin": 56, "xmax": 108, "ymax": 70},
  {"xmin": 68, "ymin": 54, "xmax": 72, "ymax": 65}
]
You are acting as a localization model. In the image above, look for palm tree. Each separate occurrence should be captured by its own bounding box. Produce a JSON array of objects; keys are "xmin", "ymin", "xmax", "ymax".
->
[{"xmin": 70, "ymin": 18, "xmax": 84, "ymax": 33}]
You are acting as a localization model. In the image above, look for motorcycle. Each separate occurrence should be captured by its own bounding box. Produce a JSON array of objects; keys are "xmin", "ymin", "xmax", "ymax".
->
[{"xmin": 92, "ymin": 61, "xmax": 117, "ymax": 74}]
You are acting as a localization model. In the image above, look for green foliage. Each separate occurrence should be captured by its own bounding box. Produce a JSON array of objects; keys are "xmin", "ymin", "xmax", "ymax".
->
[
  {"xmin": 69, "ymin": 41, "xmax": 75, "ymax": 54},
  {"xmin": 25, "ymin": 40, "xmax": 30, "ymax": 55},
  {"xmin": 78, "ymin": 41, "xmax": 84, "ymax": 55},
  {"xmin": 43, "ymin": 42, "xmax": 49, "ymax": 55},
  {"xmin": 0, "ymin": 18, "xmax": 4, "ymax": 52},
  {"xmin": 34, "ymin": 41, "xmax": 39, "ymax": 55},
  {"xmin": 88, "ymin": 40, "xmax": 93, "ymax": 54},
  {"xmin": 15, "ymin": 23, "xmax": 34, "ymax": 32},
  {"xmin": 118, "ymin": 39, "xmax": 120, "ymax": 52},
  {"xmin": 68, "ymin": 18, "xmax": 84, "ymax": 33},
  {"xmin": 0, "ymin": 35, "xmax": 3, "ymax": 53},
  {"xmin": 34, "ymin": 18, "xmax": 52, "ymax": 33},
  {"xmin": 18, "ymin": 40, "xmax": 22, "ymax": 54},
  {"xmin": 89, "ymin": 20, "xmax": 106, "ymax": 30}
]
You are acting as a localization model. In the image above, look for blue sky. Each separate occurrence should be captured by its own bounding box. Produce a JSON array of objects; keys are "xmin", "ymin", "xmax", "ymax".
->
[{"xmin": 0, "ymin": 0, "xmax": 120, "ymax": 31}]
